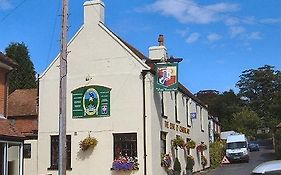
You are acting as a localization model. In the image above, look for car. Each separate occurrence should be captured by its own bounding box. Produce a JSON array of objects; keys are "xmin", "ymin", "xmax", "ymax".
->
[
  {"xmin": 249, "ymin": 143, "xmax": 260, "ymax": 152},
  {"xmin": 252, "ymin": 160, "xmax": 281, "ymax": 175}
]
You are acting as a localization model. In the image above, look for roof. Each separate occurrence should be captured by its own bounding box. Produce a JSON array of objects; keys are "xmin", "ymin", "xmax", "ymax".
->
[
  {"xmin": 0, "ymin": 52, "xmax": 18, "ymax": 68},
  {"xmin": 8, "ymin": 88, "xmax": 38, "ymax": 117},
  {"xmin": 112, "ymin": 29, "xmax": 207, "ymax": 109},
  {"xmin": 0, "ymin": 118, "xmax": 24, "ymax": 139},
  {"xmin": 12, "ymin": 118, "xmax": 38, "ymax": 137}
]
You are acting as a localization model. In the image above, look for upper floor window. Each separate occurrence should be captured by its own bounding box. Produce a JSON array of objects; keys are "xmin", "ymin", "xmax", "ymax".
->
[{"xmin": 23, "ymin": 144, "xmax": 31, "ymax": 159}]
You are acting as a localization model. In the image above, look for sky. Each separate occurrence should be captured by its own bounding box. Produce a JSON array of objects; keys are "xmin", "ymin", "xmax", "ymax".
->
[{"xmin": 0, "ymin": 0, "xmax": 280, "ymax": 93}]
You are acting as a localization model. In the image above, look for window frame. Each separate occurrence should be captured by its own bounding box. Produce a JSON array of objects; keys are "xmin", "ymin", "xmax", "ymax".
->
[
  {"xmin": 113, "ymin": 133, "xmax": 137, "ymax": 159},
  {"xmin": 48, "ymin": 135, "xmax": 72, "ymax": 170}
]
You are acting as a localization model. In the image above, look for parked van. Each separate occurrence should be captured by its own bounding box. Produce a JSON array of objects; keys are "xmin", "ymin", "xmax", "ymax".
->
[{"xmin": 226, "ymin": 134, "xmax": 249, "ymax": 163}]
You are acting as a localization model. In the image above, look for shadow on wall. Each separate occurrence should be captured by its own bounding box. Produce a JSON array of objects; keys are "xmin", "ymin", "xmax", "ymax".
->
[{"xmin": 76, "ymin": 148, "xmax": 94, "ymax": 160}]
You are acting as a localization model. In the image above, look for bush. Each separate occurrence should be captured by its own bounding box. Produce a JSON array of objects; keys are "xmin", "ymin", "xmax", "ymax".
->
[
  {"xmin": 209, "ymin": 140, "xmax": 226, "ymax": 168},
  {"xmin": 173, "ymin": 157, "xmax": 181, "ymax": 173}
]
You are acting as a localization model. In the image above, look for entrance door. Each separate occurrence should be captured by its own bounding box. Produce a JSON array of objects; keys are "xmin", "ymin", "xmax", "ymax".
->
[{"xmin": 0, "ymin": 143, "xmax": 4, "ymax": 175}]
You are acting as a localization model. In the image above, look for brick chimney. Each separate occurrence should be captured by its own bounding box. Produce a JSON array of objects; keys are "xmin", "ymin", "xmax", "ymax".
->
[
  {"xmin": 149, "ymin": 35, "xmax": 168, "ymax": 61},
  {"xmin": 83, "ymin": 0, "xmax": 105, "ymax": 27}
]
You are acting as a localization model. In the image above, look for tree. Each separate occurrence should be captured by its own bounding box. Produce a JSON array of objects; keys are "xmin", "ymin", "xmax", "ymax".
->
[
  {"xmin": 236, "ymin": 65, "xmax": 281, "ymax": 128},
  {"xmin": 196, "ymin": 89, "xmax": 243, "ymax": 131},
  {"xmin": 230, "ymin": 107, "xmax": 261, "ymax": 139},
  {"xmin": 5, "ymin": 42, "xmax": 37, "ymax": 93}
]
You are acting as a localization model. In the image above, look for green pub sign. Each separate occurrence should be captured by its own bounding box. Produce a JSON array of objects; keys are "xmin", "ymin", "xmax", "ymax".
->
[{"xmin": 72, "ymin": 85, "xmax": 111, "ymax": 118}]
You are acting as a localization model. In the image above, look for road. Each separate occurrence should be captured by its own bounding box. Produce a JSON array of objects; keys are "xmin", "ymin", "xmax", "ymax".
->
[{"xmin": 198, "ymin": 143, "xmax": 277, "ymax": 175}]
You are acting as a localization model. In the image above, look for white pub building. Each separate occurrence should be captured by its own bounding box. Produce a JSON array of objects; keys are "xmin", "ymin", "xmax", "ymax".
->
[{"xmin": 37, "ymin": 1, "xmax": 210, "ymax": 175}]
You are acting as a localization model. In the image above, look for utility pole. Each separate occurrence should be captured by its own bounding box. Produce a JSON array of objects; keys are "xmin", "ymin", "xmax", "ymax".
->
[{"xmin": 59, "ymin": 0, "xmax": 68, "ymax": 174}]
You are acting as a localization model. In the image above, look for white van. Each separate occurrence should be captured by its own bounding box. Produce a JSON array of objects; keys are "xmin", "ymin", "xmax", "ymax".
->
[{"xmin": 226, "ymin": 134, "xmax": 249, "ymax": 163}]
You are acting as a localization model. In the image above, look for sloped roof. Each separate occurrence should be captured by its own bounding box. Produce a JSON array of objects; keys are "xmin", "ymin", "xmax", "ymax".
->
[
  {"xmin": 112, "ymin": 30, "xmax": 207, "ymax": 108},
  {"xmin": 12, "ymin": 118, "xmax": 37, "ymax": 137},
  {"xmin": 8, "ymin": 89, "xmax": 38, "ymax": 117},
  {"xmin": 0, "ymin": 118, "xmax": 24, "ymax": 139},
  {"xmin": 0, "ymin": 52, "xmax": 18, "ymax": 68}
]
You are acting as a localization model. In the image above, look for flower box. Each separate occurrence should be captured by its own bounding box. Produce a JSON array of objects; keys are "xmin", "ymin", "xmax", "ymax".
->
[{"xmin": 111, "ymin": 156, "xmax": 139, "ymax": 171}]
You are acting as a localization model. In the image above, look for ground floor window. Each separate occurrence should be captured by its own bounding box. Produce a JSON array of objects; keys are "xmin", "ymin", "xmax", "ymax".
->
[
  {"xmin": 49, "ymin": 135, "xmax": 71, "ymax": 170},
  {"xmin": 113, "ymin": 133, "xmax": 137, "ymax": 159},
  {"xmin": 160, "ymin": 132, "xmax": 167, "ymax": 155},
  {"xmin": 23, "ymin": 144, "xmax": 31, "ymax": 159}
]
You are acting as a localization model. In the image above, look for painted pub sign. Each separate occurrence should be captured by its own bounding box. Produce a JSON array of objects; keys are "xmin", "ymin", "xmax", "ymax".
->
[
  {"xmin": 72, "ymin": 85, "xmax": 111, "ymax": 118},
  {"xmin": 155, "ymin": 63, "xmax": 178, "ymax": 91}
]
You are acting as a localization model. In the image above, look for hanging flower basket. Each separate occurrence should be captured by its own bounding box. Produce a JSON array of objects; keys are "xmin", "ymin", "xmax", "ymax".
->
[
  {"xmin": 172, "ymin": 136, "xmax": 185, "ymax": 149},
  {"xmin": 201, "ymin": 155, "xmax": 207, "ymax": 167},
  {"xmin": 79, "ymin": 135, "xmax": 98, "ymax": 151},
  {"xmin": 161, "ymin": 154, "xmax": 172, "ymax": 169},
  {"xmin": 185, "ymin": 140, "xmax": 196, "ymax": 149},
  {"xmin": 196, "ymin": 143, "xmax": 207, "ymax": 153},
  {"xmin": 111, "ymin": 156, "xmax": 139, "ymax": 171}
]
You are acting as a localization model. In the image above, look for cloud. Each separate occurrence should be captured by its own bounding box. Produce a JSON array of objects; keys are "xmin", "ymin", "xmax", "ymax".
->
[
  {"xmin": 229, "ymin": 26, "xmax": 245, "ymax": 38},
  {"xmin": 176, "ymin": 28, "xmax": 189, "ymax": 37},
  {"xmin": 247, "ymin": 32, "xmax": 262, "ymax": 40},
  {"xmin": 260, "ymin": 18, "xmax": 281, "ymax": 24},
  {"xmin": 186, "ymin": 32, "xmax": 200, "ymax": 43},
  {"xmin": 225, "ymin": 17, "xmax": 240, "ymax": 26},
  {"xmin": 140, "ymin": 0, "xmax": 239, "ymax": 24},
  {"xmin": 0, "ymin": 0, "xmax": 12, "ymax": 10},
  {"xmin": 207, "ymin": 33, "xmax": 222, "ymax": 42}
]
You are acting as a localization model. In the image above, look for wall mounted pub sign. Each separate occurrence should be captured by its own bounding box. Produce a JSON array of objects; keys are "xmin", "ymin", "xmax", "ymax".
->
[
  {"xmin": 72, "ymin": 85, "xmax": 111, "ymax": 118},
  {"xmin": 155, "ymin": 63, "xmax": 178, "ymax": 91}
]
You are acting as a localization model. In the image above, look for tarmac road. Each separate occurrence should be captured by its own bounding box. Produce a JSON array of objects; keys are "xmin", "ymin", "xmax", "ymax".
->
[{"xmin": 198, "ymin": 141, "xmax": 278, "ymax": 175}]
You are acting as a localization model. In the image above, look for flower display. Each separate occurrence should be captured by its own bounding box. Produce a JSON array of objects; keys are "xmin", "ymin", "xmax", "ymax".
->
[
  {"xmin": 161, "ymin": 154, "xmax": 172, "ymax": 169},
  {"xmin": 172, "ymin": 136, "xmax": 185, "ymax": 149},
  {"xmin": 111, "ymin": 156, "xmax": 139, "ymax": 171},
  {"xmin": 196, "ymin": 143, "xmax": 207, "ymax": 153},
  {"xmin": 79, "ymin": 135, "xmax": 98, "ymax": 151},
  {"xmin": 185, "ymin": 140, "xmax": 196, "ymax": 149}
]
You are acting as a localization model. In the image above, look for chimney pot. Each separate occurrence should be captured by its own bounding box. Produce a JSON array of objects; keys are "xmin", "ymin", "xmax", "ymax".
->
[{"xmin": 158, "ymin": 34, "xmax": 164, "ymax": 46}]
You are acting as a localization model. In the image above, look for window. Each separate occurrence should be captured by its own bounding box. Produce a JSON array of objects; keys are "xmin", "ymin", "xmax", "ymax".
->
[
  {"xmin": 186, "ymin": 98, "xmax": 191, "ymax": 127},
  {"xmin": 161, "ymin": 92, "xmax": 167, "ymax": 118},
  {"xmin": 23, "ymin": 144, "xmax": 31, "ymax": 159},
  {"xmin": 175, "ymin": 92, "xmax": 180, "ymax": 123},
  {"xmin": 113, "ymin": 133, "xmax": 137, "ymax": 159},
  {"xmin": 49, "ymin": 135, "xmax": 71, "ymax": 170},
  {"xmin": 160, "ymin": 132, "xmax": 167, "ymax": 155},
  {"xmin": 200, "ymin": 107, "xmax": 204, "ymax": 132}
]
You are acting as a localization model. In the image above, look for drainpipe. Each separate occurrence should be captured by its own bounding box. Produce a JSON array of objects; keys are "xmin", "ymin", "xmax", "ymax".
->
[{"xmin": 141, "ymin": 70, "xmax": 149, "ymax": 175}]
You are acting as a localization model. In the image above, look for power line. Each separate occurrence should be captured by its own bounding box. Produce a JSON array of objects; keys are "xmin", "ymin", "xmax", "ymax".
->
[{"xmin": 0, "ymin": 0, "xmax": 28, "ymax": 24}]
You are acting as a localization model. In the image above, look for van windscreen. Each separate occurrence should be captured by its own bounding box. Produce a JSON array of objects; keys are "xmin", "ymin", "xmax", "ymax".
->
[{"xmin": 227, "ymin": 142, "xmax": 247, "ymax": 149}]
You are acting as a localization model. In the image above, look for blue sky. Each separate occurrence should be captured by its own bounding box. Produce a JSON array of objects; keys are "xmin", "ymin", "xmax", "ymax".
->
[{"xmin": 0, "ymin": 0, "xmax": 280, "ymax": 93}]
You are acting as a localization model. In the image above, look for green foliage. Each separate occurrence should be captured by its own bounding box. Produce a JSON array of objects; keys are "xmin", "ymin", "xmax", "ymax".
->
[
  {"xmin": 173, "ymin": 157, "xmax": 181, "ymax": 173},
  {"xmin": 172, "ymin": 136, "xmax": 185, "ymax": 149},
  {"xmin": 236, "ymin": 65, "xmax": 281, "ymax": 128},
  {"xmin": 230, "ymin": 107, "xmax": 261, "ymax": 138},
  {"xmin": 185, "ymin": 155, "xmax": 194, "ymax": 171},
  {"xmin": 5, "ymin": 42, "xmax": 37, "ymax": 93},
  {"xmin": 185, "ymin": 140, "xmax": 196, "ymax": 149},
  {"xmin": 209, "ymin": 140, "xmax": 226, "ymax": 168}
]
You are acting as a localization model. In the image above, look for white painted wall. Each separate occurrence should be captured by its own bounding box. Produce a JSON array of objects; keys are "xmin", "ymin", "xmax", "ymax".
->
[{"xmin": 24, "ymin": 140, "xmax": 37, "ymax": 175}]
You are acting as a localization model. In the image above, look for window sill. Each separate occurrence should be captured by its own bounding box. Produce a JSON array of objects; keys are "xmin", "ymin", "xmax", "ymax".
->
[
  {"xmin": 47, "ymin": 167, "xmax": 72, "ymax": 171},
  {"xmin": 201, "ymin": 130, "xmax": 204, "ymax": 132},
  {"xmin": 162, "ymin": 115, "xmax": 168, "ymax": 119},
  {"xmin": 176, "ymin": 120, "xmax": 180, "ymax": 124}
]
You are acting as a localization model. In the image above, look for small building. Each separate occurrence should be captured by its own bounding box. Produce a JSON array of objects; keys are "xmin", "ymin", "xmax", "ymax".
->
[
  {"xmin": 0, "ymin": 52, "xmax": 24, "ymax": 175},
  {"xmin": 37, "ymin": 1, "xmax": 210, "ymax": 175},
  {"xmin": 8, "ymin": 89, "xmax": 38, "ymax": 175},
  {"xmin": 208, "ymin": 116, "xmax": 221, "ymax": 143}
]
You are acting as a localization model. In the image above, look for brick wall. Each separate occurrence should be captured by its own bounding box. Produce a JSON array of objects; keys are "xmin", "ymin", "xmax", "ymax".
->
[{"xmin": 0, "ymin": 68, "xmax": 8, "ymax": 116}]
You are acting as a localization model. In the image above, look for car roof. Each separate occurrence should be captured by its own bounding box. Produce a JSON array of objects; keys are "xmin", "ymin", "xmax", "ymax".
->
[{"xmin": 252, "ymin": 160, "xmax": 281, "ymax": 174}]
